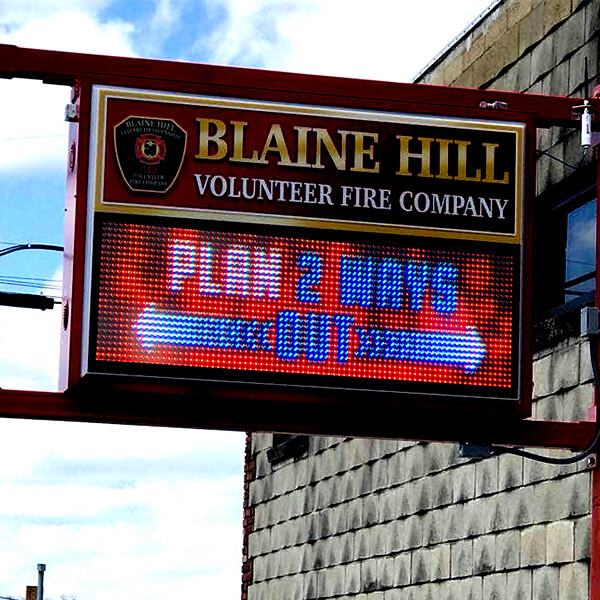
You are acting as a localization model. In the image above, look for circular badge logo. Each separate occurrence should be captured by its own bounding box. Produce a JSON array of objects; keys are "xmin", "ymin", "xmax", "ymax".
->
[{"xmin": 135, "ymin": 134, "xmax": 166, "ymax": 165}]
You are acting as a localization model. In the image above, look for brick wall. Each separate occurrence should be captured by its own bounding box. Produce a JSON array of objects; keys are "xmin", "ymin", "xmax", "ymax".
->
[
  {"xmin": 416, "ymin": 0, "xmax": 596, "ymax": 95},
  {"xmin": 243, "ymin": 2, "xmax": 600, "ymax": 599},
  {"xmin": 242, "ymin": 433, "xmax": 257, "ymax": 600}
]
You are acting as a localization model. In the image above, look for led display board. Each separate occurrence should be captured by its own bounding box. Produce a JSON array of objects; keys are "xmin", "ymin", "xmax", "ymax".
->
[
  {"xmin": 64, "ymin": 82, "xmax": 531, "ymax": 419},
  {"xmin": 91, "ymin": 218, "xmax": 518, "ymax": 398}
]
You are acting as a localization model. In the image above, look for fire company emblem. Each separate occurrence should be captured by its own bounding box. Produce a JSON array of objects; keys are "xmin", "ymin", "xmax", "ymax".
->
[
  {"xmin": 135, "ymin": 134, "xmax": 166, "ymax": 165},
  {"xmin": 114, "ymin": 117, "xmax": 186, "ymax": 193}
]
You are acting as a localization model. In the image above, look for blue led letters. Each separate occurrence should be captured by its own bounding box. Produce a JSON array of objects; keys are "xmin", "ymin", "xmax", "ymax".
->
[
  {"xmin": 296, "ymin": 251, "xmax": 322, "ymax": 303},
  {"xmin": 157, "ymin": 234, "xmax": 475, "ymax": 372},
  {"xmin": 339, "ymin": 256, "xmax": 456, "ymax": 314}
]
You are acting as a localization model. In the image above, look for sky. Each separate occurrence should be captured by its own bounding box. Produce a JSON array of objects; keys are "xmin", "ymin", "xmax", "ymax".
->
[{"xmin": 0, "ymin": 1, "xmax": 494, "ymax": 598}]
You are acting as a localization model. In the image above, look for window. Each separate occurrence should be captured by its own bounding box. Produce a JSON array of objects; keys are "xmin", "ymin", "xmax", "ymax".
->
[
  {"xmin": 564, "ymin": 198, "xmax": 596, "ymax": 302},
  {"xmin": 533, "ymin": 165, "xmax": 597, "ymax": 346},
  {"xmin": 267, "ymin": 434, "xmax": 308, "ymax": 465}
]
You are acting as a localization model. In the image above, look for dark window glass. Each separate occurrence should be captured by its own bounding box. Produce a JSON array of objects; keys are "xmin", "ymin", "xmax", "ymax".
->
[
  {"xmin": 267, "ymin": 434, "xmax": 308, "ymax": 465},
  {"xmin": 564, "ymin": 198, "xmax": 596, "ymax": 302},
  {"xmin": 534, "ymin": 173, "xmax": 597, "ymax": 321}
]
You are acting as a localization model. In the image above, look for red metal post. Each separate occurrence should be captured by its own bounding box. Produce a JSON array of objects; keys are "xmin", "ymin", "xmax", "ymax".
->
[
  {"xmin": 592, "ymin": 468, "xmax": 600, "ymax": 600},
  {"xmin": 590, "ymin": 152, "xmax": 600, "ymax": 600},
  {"xmin": 0, "ymin": 387, "xmax": 595, "ymax": 448}
]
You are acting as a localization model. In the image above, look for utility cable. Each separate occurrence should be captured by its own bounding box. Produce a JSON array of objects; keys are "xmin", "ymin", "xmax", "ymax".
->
[
  {"xmin": 536, "ymin": 145, "xmax": 589, "ymax": 171},
  {"xmin": 0, "ymin": 276, "xmax": 62, "ymax": 293},
  {"xmin": 490, "ymin": 332, "xmax": 600, "ymax": 464},
  {"xmin": 0, "ymin": 243, "xmax": 63, "ymax": 258},
  {"xmin": 0, "ymin": 243, "xmax": 64, "ymax": 310}
]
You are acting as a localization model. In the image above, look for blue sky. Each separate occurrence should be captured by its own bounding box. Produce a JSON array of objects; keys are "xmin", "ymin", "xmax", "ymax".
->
[{"xmin": 0, "ymin": 1, "xmax": 493, "ymax": 598}]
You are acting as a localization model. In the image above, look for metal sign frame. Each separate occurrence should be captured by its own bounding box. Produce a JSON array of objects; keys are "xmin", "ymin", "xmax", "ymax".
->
[
  {"xmin": 58, "ymin": 70, "xmax": 534, "ymax": 420},
  {"xmin": 0, "ymin": 43, "xmax": 595, "ymax": 439}
]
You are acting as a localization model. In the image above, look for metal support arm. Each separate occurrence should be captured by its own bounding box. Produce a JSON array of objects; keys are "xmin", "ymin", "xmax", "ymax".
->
[{"xmin": 0, "ymin": 43, "xmax": 596, "ymax": 128}]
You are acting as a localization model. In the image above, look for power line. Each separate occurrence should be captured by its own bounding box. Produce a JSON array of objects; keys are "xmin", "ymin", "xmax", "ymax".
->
[
  {"xmin": 0, "ymin": 275, "xmax": 62, "ymax": 295},
  {"xmin": 0, "ymin": 273, "xmax": 62, "ymax": 288},
  {"xmin": 0, "ymin": 240, "xmax": 61, "ymax": 248},
  {"xmin": 0, "ymin": 244, "xmax": 63, "ymax": 258},
  {"xmin": 0, "ymin": 281, "xmax": 61, "ymax": 295},
  {"xmin": 0, "ymin": 244, "xmax": 64, "ymax": 310},
  {"xmin": 0, "ymin": 282, "xmax": 59, "ymax": 290},
  {"xmin": 0, "ymin": 274, "xmax": 62, "ymax": 284}
]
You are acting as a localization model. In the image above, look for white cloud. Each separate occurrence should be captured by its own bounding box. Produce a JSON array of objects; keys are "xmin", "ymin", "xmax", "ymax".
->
[
  {"xmin": 138, "ymin": 0, "xmax": 184, "ymax": 55},
  {"xmin": 198, "ymin": 0, "xmax": 292, "ymax": 67},
  {"xmin": 0, "ymin": 80, "xmax": 70, "ymax": 171},
  {"xmin": 202, "ymin": 0, "xmax": 493, "ymax": 81},
  {"xmin": 0, "ymin": 10, "xmax": 137, "ymax": 171},
  {"xmin": 0, "ymin": 477, "xmax": 243, "ymax": 600},
  {"xmin": 1, "ymin": 0, "xmax": 118, "ymax": 33},
  {"xmin": 4, "ymin": 10, "xmax": 136, "ymax": 56},
  {"xmin": 0, "ymin": 419, "xmax": 245, "ymax": 600},
  {"xmin": 0, "ymin": 419, "xmax": 245, "ymax": 487},
  {"xmin": 0, "ymin": 420, "xmax": 244, "ymax": 486},
  {"xmin": 42, "ymin": 419, "xmax": 243, "ymax": 460}
]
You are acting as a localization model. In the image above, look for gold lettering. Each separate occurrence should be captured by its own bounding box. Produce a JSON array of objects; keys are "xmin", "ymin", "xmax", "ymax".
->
[
  {"xmin": 195, "ymin": 118, "xmax": 227, "ymax": 160},
  {"xmin": 436, "ymin": 138, "xmax": 454, "ymax": 180},
  {"xmin": 293, "ymin": 126, "xmax": 312, "ymax": 168},
  {"xmin": 230, "ymin": 121, "xmax": 267, "ymax": 164},
  {"xmin": 259, "ymin": 124, "xmax": 294, "ymax": 166},
  {"xmin": 396, "ymin": 136, "xmax": 434, "ymax": 178},
  {"xmin": 351, "ymin": 132, "xmax": 380, "ymax": 173},
  {"xmin": 455, "ymin": 140, "xmax": 482, "ymax": 182},
  {"xmin": 482, "ymin": 143, "xmax": 510, "ymax": 184},
  {"xmin": 314, "ymin": 128, "xmax": 348, "ymax": 170}
]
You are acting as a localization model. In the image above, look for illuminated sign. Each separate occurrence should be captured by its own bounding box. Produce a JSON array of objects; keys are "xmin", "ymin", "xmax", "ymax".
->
[
  {"xmin": 66, "ymin": 83, "xmax": 530, "ymax": 416},
  {"xmin": 89, "ymin": 219, "xmax": 518, "ymax": 399}
]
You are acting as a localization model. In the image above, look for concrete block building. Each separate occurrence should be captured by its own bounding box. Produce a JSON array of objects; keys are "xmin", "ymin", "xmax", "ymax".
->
[{"xmin": 242, "ymin": 1, "xmax": 600, "ymax": 599}]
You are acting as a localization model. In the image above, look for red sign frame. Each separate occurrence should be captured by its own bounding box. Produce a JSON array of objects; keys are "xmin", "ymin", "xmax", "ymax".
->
[
  {"xmin": 54, "ymin": 67, "xmax": 536, "ymax": 429},
  {"xmin": 4, "ymin": 44, "xmax": 600, "ymax": 438}
]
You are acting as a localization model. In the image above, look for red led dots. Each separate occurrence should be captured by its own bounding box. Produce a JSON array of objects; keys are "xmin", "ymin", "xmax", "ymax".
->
[{"xmin": 92, "ymin": 220, "xmax": 518, "ymax": 390}]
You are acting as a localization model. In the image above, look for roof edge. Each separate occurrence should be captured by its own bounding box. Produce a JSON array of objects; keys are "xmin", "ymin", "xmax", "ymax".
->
[{"xmin": 412, "ymin": 0, "xmax": 505, "ymax": 83}]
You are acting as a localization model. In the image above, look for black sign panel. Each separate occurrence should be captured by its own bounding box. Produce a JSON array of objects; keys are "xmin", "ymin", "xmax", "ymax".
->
[{"xmin": 114, "ymin": 117, "xmax": 186, "ymax": 193}]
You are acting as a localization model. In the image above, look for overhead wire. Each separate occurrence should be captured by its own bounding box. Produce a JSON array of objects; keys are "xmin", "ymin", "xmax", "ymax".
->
[
  {"xmin": 0, "ymin": 280, "xmax": 62, "ymax": 297},
  {"xmin": 0, "ymin": 134, "xmax": 66, "ymax": 141},
  {"xmin": 490, "ymin": 332, "xmax": 600, "ymax": 464},
  {"xmin": 0, "ymin": 243, "xmax": 64, "ymax": 258},
  {"xmin": 0, "ymin": 243, "xmax": 64, "ymax": 308}
]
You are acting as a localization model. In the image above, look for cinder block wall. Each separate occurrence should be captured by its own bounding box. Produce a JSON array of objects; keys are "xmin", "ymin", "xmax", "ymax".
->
[
  {"xmin": 246, "ymin": 339, "xmax": 593, "ymax": 600},
  {"xmin": 417, "ymin": 0, "xmax": 600, "ymax": 195},
  {"xmin": 243, "ymin": 2, "xmax": 600, "ymax": 599},
  {"xmin": 416, "ymin": 0, "xmax": 596, "ymax": 96}
]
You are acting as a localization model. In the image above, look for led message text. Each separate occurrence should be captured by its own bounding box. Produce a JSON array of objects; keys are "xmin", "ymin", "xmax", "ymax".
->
[{"xmin": 91, "ymin": 220, "xmax": 518, "ymax": 395}]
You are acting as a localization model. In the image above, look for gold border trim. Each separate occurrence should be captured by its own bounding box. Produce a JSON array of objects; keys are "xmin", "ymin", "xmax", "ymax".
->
[{"xmin": 94, "ymin": 203, "xmax": 517, "ymax": 244}]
